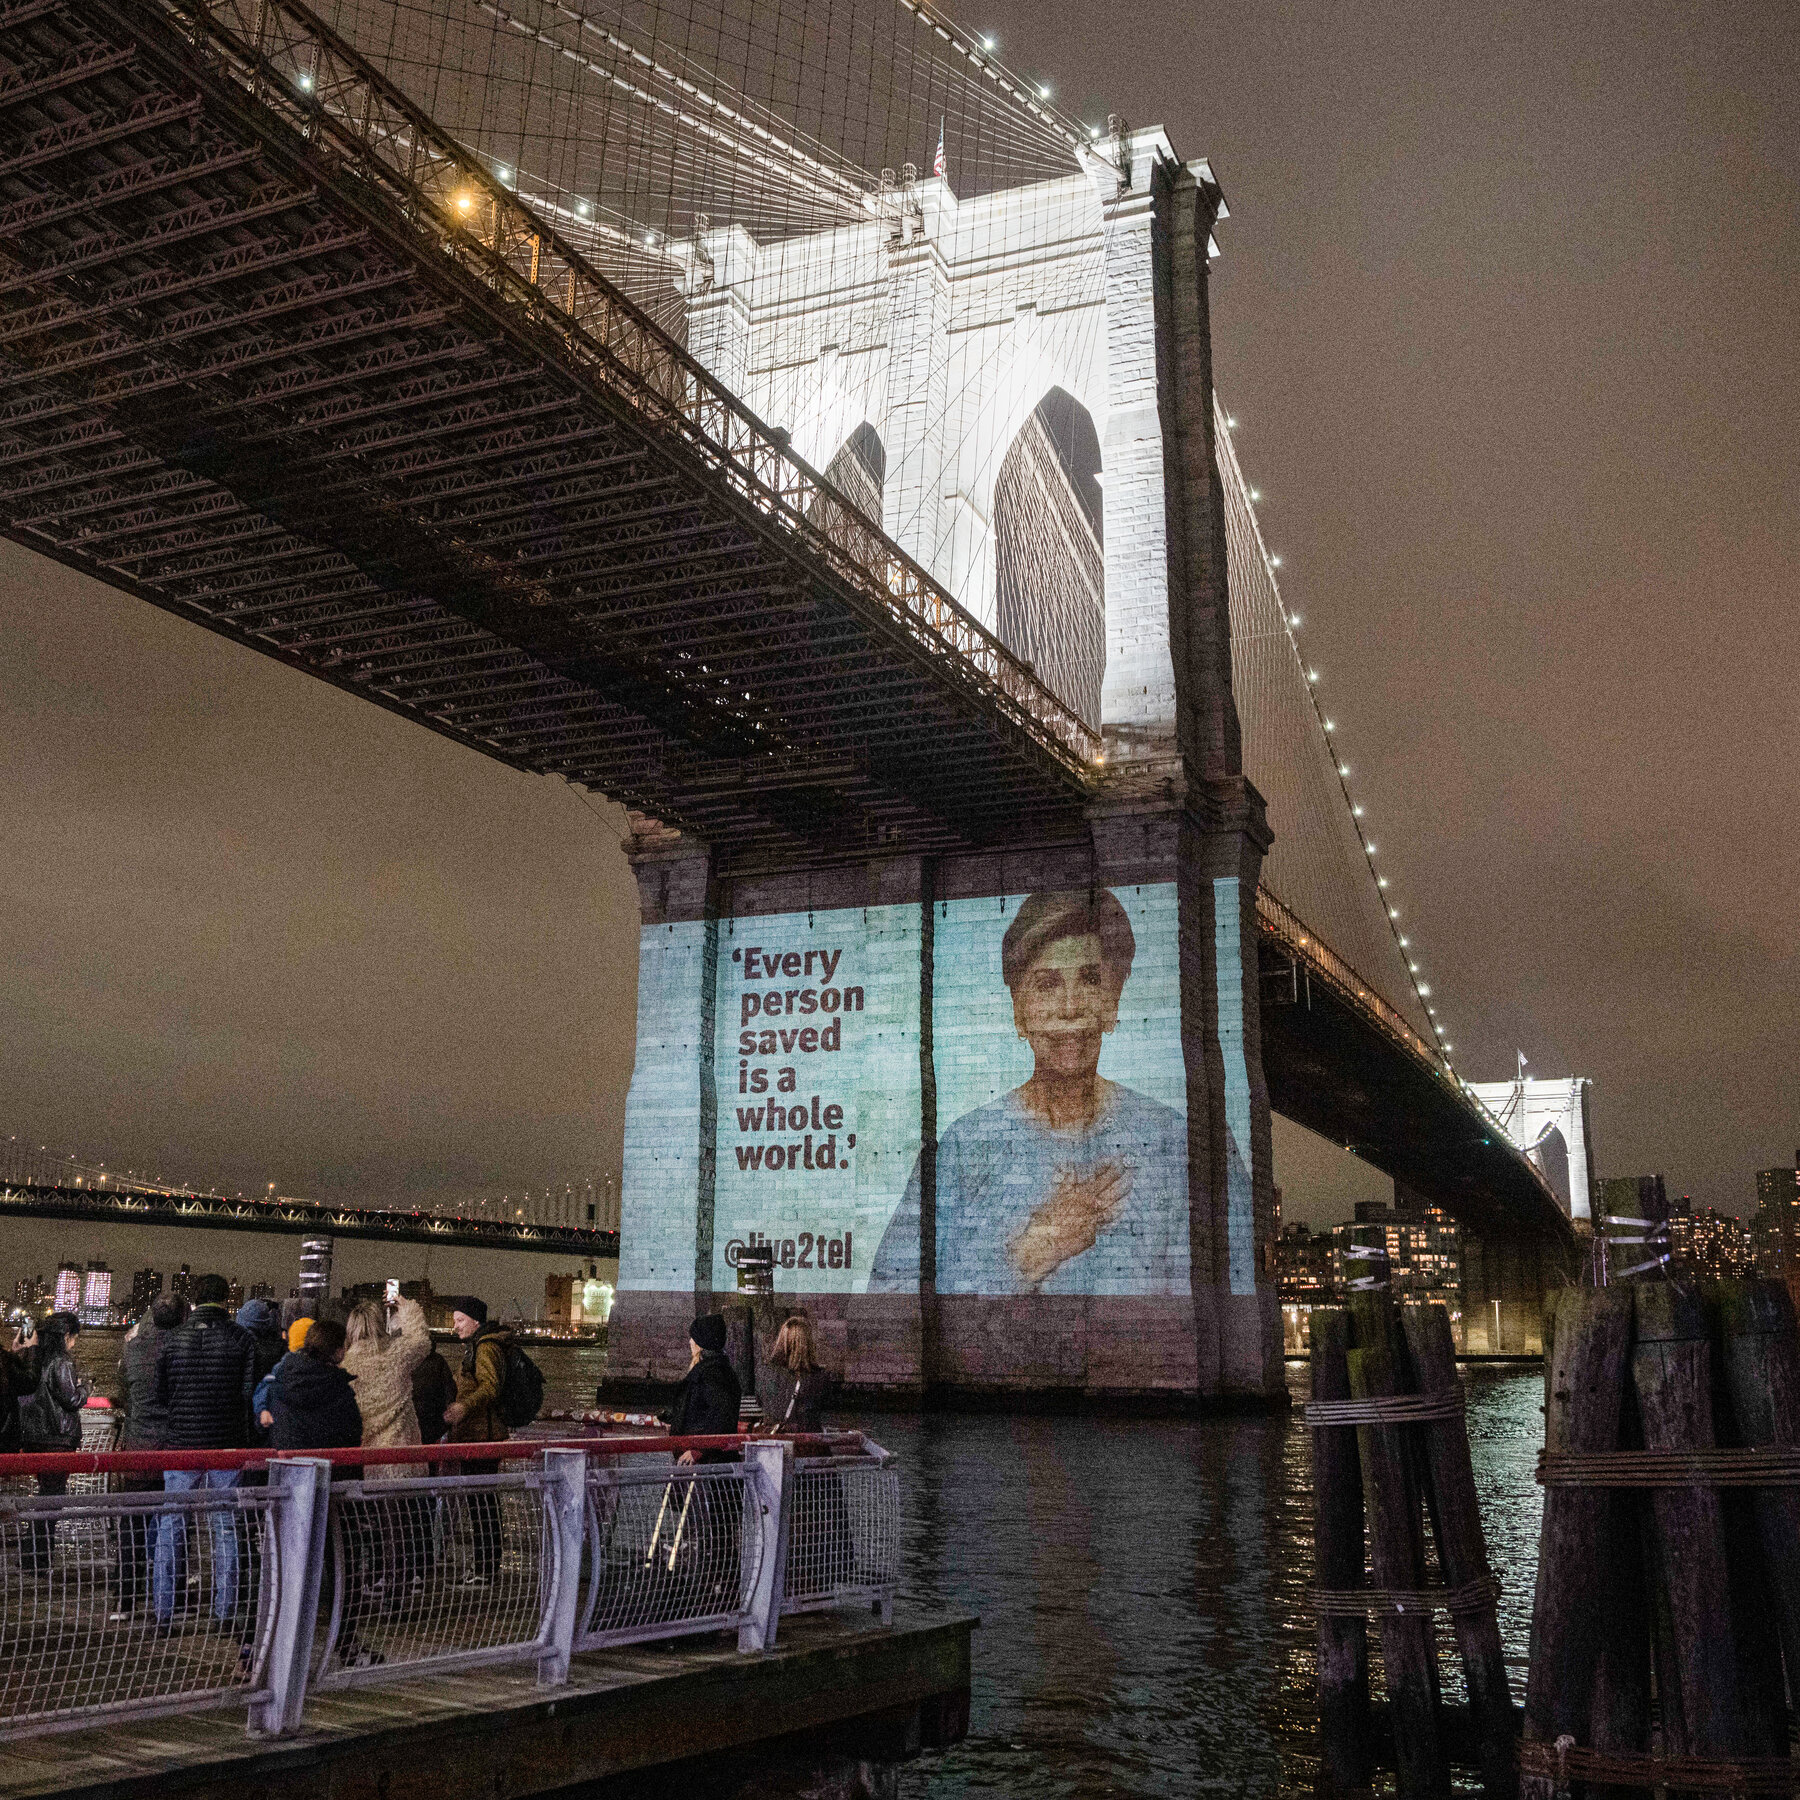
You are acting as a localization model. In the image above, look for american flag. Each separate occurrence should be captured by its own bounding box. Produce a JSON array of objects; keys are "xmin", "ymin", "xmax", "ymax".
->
[{"xmin": 933, "ymin": 119, "xmax": 946, "ymax": 180}]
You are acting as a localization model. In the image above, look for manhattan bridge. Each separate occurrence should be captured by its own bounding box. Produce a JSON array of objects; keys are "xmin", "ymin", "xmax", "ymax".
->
[{"xmin": 0, "ymin": 0, "xmax": 1573, "ymax": 1377}]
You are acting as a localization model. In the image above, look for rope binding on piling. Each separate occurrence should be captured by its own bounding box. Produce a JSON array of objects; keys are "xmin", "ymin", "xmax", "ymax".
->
[
  {"xmin": 1304, "ymin": 1390, "xmax": 1465, "ymax": 1427},
  {"xmin": 1536, "ymin": 1446, "xmax": 1800, "ymax": 1487},
  {"xmin": 1310, "ymin": 1573, "xmax": 1500, "ymax": 1618}
]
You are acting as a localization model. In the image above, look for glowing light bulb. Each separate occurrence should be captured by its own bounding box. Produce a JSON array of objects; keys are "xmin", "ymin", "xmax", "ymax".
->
[
  {"xmin": 577, "ymin": 202, "xmax": 590, "ymax": 218},
  {"xmin": 1377, "ymin": 877, "xmax": 1390, "ymax": 888},
  {"xmin": 456, "ymin": 191, "xmax": 474, "ymax": 213},
  {"xmin": 1352, "ymin": 805, "xmax": 1363, "ymax": 816},
  {"xmin": 1398, "ymin": 936, "xmax": 1409, "ymax": 947},
  {"xmin": 1418, "ymin": 985, "xmax": 1431, "ymax": 996},
  {"xmin": 1366, "ymin": 843, "xmax": 1377, "ymax": 854},
  {"xmin": 980, "ymin": 34, "xmax": 996, "ymax": 50},
  {"xmin": 297, "ymin": 71, "xmax": 313, "ymax": 90},
  {"xmin": 1388, "ymin": 908, "xmax": 1399, "ymax": 919},
  {"xmin": 1444, "ymin": 1044, "xmax": 1454, "ymax": 1053},
  {"xmin": 1038, "ymin": 83, "xmax": 1052, "ymax": 99},
  {"xmin": 497, "ymin": 165, "xmax": 510, "ymax": 181},
  {"xmin": 1249, "ymin": 488, "xmax": 1260, "ymax": 501},
  {"xmin": 1307, "ymin": 669, "xmax": 1319, "ymax": 683},
  {"xmin": 1323, "ymin": 719, "xmax": 1335, "ymax": 732},
  {"xmin": 1225, "ymin": 415, "xmax": 1237, "ymax": 429},
  {"xmin": 1270, "ymin": 554, "xmax": 1282, "ymax": 567}
]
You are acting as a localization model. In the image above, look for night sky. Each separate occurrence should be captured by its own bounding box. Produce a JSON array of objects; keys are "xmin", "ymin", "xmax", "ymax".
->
[{"xmin": 2, "ymin": 0, "xmax": 1794, "ymax": 1274}]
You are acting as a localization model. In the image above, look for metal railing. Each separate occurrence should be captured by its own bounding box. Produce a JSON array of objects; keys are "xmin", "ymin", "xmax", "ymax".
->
[
  {"xmin": 780, "ymin": 1454, "xmax": 900, "ymax": 1625},
  {"xmin": 578, "ymin": 1460, "xmax": 764, "ymax": 1651},
  {"xmin": 0, "ymin": 1434, "xmax": 893, "ymax": 1741},
  {"xmin": 312, "ymin": 1469, "xmax": 552, "ymax": 1685},
  {"xmin": 0, "ymin": 1477, "xmax": 286, "ymax": 1738}
]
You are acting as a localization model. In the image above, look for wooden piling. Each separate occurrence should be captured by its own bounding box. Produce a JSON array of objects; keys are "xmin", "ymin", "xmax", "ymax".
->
[
  {"xmin": 1713, "ymin": 1278, "xmax": 1800, "ymax": 1743},
  {"xmin": 1521, "ymin": 1285, "xmax": 1636, "ymax": 1800},
  {"xmin": 1310, "ymin": 1306, "xmax": 1372, "ymax": 1794},
  {"xmin": 1346, "ymin": 1293, "xmax": 1446, "ymax": 1800},
  {"xmin": 1400, "ymin": 1304, "xmax": 1514, "ymax": 1800},
  {"xmin": 1631, "ymin": 1281, "xmax": 1768, "ymax": 1767}
]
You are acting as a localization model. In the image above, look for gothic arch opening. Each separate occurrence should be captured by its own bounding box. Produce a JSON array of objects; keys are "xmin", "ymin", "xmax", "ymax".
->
[
  {"xmin": 1527, "ymin": 1124, "xmax": 1572, "ymax": 1214},
  {"xmin": 808, "ymin": 422, "xmax": 885, "ymax": 554},
  {"xmin": 993, "ymin": 388, "xmax": 1104, "ymax": 723}
]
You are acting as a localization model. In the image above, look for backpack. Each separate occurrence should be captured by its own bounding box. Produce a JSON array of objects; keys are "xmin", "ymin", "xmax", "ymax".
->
[{"xmin": 498, "ymin": 1339, "xmax": 545, "ymax": 1428}]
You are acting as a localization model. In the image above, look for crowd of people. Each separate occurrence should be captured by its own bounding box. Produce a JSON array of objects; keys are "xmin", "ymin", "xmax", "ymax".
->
[
  {"xmin": 5, "ymin": 1287, "xmax": 842, "ymax": 1663},
  {"xmin": 3, "ymin": 1277, "xmax": 519, "ymax": 1663}
]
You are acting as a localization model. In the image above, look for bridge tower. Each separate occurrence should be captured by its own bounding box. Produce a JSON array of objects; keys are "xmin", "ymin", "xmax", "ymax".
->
[{"xmin": 611, "ymin": 127, "xmax": 1285, "ymax": 1407}]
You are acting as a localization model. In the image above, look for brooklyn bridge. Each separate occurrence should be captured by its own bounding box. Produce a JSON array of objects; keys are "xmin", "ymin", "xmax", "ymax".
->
[{"xmin": 0, "ymin": 0, "xmax": 1574, "ymax": 1396}]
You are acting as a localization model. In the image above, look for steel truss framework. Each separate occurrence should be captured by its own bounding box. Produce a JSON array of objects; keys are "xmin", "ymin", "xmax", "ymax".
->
[
  {"xmin": 0, "ymin": 1180, "xmax": 621, "ymax": 1254},
  {"xmin": 0, "ymin": 0, "xmax": 1562, "ymax": 1223},
  {"xmin": 0, "ymin": 0, "xmax": 1100, "ymax": 865}
]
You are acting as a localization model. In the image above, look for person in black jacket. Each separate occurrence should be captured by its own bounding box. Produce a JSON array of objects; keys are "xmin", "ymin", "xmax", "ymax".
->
[
  {"xmin": 268, "ymin": 1320, "xmax": 363, "ymax": 1451},
  {"xmin": 17, "ymin": 1312, "xmax": 88, "ymax": 1574},
  {"xmin": 267, "ymin": 1321, "xmax": 383, "ymax": 1669},
  {"xmin": 152, "ymin": 1274, "xmax": 258, "ymax": 1630},
  {"xmin": 665, "ymin": 1314, "xmax": 741, "ymax": 1464},
  {"xmin": 110, "ymin": 1296, "xmax": 186, "ymax": 1617}
]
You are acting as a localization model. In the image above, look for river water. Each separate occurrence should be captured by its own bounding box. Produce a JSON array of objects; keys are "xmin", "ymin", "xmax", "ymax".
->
[{"xmin": 73, "ymin": 1334, "xmax": 1544, "ymax": 1796}]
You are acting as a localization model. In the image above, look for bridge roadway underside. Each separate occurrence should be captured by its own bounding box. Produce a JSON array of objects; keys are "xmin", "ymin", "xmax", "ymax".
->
[
  {"xmin": 1257, "ymin": 940, "xmax": 1575, "ymax": 1254},
  {"xmin": 0, "ymin": 0, "xmax": 1090, "ymax": 863}
]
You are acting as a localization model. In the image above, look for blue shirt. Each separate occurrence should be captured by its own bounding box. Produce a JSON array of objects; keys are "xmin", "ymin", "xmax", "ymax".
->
[{"xmin": 869, "ymin": 1080, "xmax": 1190, "ymax": 1296}]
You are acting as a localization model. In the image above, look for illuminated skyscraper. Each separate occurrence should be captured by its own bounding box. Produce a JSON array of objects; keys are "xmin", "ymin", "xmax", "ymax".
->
[{"xmin": 80, "ymin": 1262, "xmax": 112, "ymax": 1326}]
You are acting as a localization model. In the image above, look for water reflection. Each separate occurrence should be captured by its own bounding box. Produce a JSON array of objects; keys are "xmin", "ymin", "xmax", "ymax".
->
[{"xmin": 874, "ymin": 1363, "xmax": 1541, "ymax": 1796}]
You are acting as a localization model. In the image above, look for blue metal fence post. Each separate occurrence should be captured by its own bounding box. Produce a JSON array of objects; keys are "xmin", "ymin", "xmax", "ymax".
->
[
  {"xmin": 737, "ymin": 1438, "xmax": 792, "ymax": 1653},
  {"xmin": 249, "ymin": 1456, "xmax": 330, "ymax": 1735},
  {"xmin": 538, "ymin": 1449, "xmax": 588, "ymax": 1686}
]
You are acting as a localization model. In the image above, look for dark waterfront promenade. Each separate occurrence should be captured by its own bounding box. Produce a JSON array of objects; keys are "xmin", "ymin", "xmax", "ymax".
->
[{"xmin": 46, "ymin": 1338, "xmax": 1541, "ymax": 1796}]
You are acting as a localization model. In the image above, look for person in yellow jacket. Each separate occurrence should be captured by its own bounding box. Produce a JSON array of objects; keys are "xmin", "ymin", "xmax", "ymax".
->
[{"xmin": 443, "ymin": 1298, "xmax": 509, "ymax": 1587}]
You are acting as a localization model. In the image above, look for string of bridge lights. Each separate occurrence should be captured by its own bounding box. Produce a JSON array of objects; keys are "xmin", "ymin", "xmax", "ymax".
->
[{"xmin": 1222, "ymin": 411, "xmax": 1458, "ymax": 1071}]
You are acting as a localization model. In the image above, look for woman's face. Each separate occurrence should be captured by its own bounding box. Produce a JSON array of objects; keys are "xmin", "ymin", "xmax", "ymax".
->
[{"xmin": 1012, "ymin": 932, "xmax": 1122, "ymax": 1081}]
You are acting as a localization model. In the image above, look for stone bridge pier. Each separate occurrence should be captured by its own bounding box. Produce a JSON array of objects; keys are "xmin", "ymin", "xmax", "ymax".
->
[{"xmin": 609, "ymin": 131, "xmax": 1287, "ymax": 1408}]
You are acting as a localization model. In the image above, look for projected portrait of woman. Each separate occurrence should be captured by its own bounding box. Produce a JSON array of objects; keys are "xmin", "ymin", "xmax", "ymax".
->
[{"xmin": 870, "ymin": 889, "xmax": 1189, "ymax": 1296}]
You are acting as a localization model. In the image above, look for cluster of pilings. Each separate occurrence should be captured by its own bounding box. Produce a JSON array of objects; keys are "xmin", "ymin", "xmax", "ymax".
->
[
  {"xmin": 1521, "ymin": 1278, "xmax": 1800, "ymax": 1796},
  {"xmin": 1310, "ymin": 1294, "xmax": 1516, "ymax": 1799}
]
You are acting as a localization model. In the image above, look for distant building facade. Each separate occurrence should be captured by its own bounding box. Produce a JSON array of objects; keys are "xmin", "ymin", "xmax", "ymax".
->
[
  {"xmin": 79, "ymin": 1261, "xmax": 112, "ymax": 1326},
  {"xmin": 1331, "ymin": 1201, "xmax": 1460, "ymax": 1304},
  {"xmin": 1667, "ymin": 1197, "xmax": 1753, "ymax": 1279},
  {"xmin": 1752, "ymin": 1156, "xmax": 1800, "ymax": 1290}
]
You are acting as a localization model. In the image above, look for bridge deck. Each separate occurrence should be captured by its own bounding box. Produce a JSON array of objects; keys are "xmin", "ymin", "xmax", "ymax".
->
[
  {"xmin": 0, "ymin": 1606, "xmax": 972, "ymax": 1800},
  {"xmin": 0, "ymin": 0, "xmax": 1093, "ymax": 866}
]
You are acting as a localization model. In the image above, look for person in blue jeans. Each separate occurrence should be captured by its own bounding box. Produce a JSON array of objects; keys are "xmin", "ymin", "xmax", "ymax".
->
[{"xmin": 152, "ymin": 1275, "xmax": 257, "ymax": 1636}]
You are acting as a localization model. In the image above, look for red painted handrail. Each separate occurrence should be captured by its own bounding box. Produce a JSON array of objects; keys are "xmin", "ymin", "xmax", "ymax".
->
[{"xmin": 0, "ymin": 1432, "xmax": 857, "ymax": 1478}]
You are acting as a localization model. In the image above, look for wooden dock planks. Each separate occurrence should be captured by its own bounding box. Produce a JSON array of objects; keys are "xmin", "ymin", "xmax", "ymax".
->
[{"xmin": 0, "ymin": 1608, "xmax": 973, "ymax": 1800}]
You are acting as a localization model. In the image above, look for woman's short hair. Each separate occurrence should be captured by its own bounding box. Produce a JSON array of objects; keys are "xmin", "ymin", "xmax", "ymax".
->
[
  {"xmin": 768, "ymin": 1311, "xmax": 819, "ymax": 1373},
  {"xmin": 1001, "ymin": 889, "xmax": 1135, "ymax": 993},
  {"xmin": 344, "ymin": 1300, "xmax": 387, "ymax": 1351},
  {"xmin": 301, "ymin": 1318, "xmax": 347, "ymax": 1361},
  {"xmin": 150, "ymin": 1295, "xmax": 189, "ymax": 1331}
]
